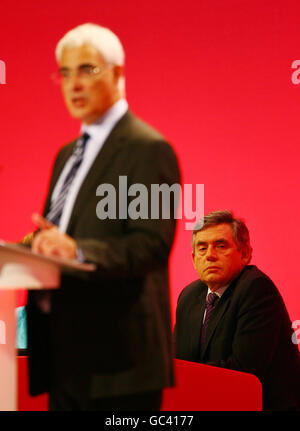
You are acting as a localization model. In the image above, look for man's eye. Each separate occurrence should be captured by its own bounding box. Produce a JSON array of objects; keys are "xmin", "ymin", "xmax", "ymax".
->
[
  {"xmin": 59, "ymin": 70, "xmax": 70, "ymax": 78},
  {"xmin": 80, "ymin": 66, "xmax": 94, "ymax": 75}
]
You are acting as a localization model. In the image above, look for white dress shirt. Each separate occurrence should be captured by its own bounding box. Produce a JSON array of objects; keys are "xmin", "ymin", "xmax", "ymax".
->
[{"xmin": 50, "ymin": 98, "xmax": 128, "ymax": 233}]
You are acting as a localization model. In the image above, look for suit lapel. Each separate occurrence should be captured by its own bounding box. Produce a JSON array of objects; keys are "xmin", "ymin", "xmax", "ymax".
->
[{"xmin": 65, "ymin": 112, "xmax": 130, "ymax": 234}]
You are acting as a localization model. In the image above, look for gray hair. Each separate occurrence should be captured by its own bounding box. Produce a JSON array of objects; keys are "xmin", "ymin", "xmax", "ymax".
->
[
  {"xmin": 55, "ymin": 23, "xmax": 125, "ymax": 94},
  {"xmin": 192, "ymin": 210, "xmax": 252, "ymax": 262}
]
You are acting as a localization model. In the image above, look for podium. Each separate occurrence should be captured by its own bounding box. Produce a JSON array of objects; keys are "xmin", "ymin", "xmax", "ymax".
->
[{"xmin": 0, "ymin": 242, "xmax": 95, "ymax": 411}]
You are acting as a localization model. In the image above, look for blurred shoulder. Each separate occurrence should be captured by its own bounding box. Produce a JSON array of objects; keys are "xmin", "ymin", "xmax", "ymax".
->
[{"xmin": 122, "ymin": 111, "xmax": 167, "ymax": 143}]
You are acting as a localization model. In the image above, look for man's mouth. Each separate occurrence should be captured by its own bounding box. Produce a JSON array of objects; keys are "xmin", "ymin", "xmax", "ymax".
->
[
  {"xmin": 71, "ymin": 97, "xmax": 86, "ymax": 107},
  {"xmin": 205, "ymin": 266, "xmax": 220, "ymax": 271}
]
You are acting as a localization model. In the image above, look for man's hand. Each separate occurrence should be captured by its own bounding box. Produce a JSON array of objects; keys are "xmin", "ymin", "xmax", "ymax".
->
[{"xmin": 31, "ymin": 213, "xmax": 77, "ymax": 259}]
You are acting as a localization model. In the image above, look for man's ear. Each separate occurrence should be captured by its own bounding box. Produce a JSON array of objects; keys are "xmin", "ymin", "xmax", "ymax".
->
[
  {"xmin": 241, "ymin": 246, "xmax": 252, "ymax": 265},
  {"xmin": 113, "ymin": 65, "xmax": 124, "ymax": 83}
]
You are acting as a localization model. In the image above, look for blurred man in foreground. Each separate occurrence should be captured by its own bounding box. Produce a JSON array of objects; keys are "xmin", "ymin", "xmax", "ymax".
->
[
  {"xmin": 26, "ymin": 23, "xmax": 180, "ymax": 411},
  {"xmin": 174, "ymin": 210, "xmax": 300, "ymax": 410}
]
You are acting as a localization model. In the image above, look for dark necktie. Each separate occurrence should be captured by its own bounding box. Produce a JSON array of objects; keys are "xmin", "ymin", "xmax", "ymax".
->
[
  {"xmin": 200, "ymin": 292, "xmax": 219, "ymax": 348},
  {"xmin": 46, "ymin": 132, "xmax": 90, "ymax": 226}
]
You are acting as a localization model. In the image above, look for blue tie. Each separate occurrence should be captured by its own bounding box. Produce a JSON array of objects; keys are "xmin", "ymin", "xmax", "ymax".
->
[{"xmin": 46, "ymin": 132, "xmax": 90, "ymax": 226}]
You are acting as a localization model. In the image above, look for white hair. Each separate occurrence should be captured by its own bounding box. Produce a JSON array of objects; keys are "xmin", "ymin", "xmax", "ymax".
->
[
  {"xmin": 55, "ymin": 23, "xmax": 126, "ymax": 95},
  {"xmin": 55, "ymin": 23, "xmax": 125, "ymax": 65}
]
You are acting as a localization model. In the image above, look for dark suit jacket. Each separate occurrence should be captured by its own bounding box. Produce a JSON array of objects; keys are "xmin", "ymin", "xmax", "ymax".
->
[
  {"xmin": 26, "ymin": 110, "xmax": 180, "ymax": 400},
  {"xmin": 174, "ymin": 265, "xmax": 300, "ymax": 410}
]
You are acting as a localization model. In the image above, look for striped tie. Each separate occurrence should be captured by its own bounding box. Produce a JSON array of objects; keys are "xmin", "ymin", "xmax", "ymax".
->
[
  {"xmin": 46, "ymin": 132, "xmax": 90, "ymax": 226},
  {"xmin": 200, "ymin": 292, "xmax": 219, "ymax": 348}
]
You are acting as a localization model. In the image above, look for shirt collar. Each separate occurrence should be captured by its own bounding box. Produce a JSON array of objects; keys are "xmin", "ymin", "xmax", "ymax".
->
[
  {"xmin": 80, "ymin": 98, "xmax": 128, "ymax": 140},
  {"xmin": 207, "ymin": 284, "xmax": 229, "ymax": 299}
]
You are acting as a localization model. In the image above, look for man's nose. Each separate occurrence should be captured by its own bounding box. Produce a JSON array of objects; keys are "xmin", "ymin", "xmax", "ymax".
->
[
  {"xmin": 64, "ymin": 73, "xmax": 84, "ymax": 91},
  {"xmin": 206, "ymin": 245, "xmax": 218, "ymax": 261}
]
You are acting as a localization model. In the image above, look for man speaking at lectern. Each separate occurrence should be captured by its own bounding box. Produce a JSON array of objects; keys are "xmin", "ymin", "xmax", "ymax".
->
[
  {"xmin": 174, "ymin": 210, "xmax": 300, "ymax": 410},
  {"xmin": 26, "ymin": 23, "xmax": 180, "ymax": 411}
]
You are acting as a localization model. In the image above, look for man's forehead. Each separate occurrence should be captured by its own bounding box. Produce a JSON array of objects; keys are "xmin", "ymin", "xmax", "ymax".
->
[
  {"xmin": 195, "ymin": 223, "xmax": 234, "ymax": 242},
  {"xmin": 59, "ymin": 43, "xmax": 104, "ymax": 66}
]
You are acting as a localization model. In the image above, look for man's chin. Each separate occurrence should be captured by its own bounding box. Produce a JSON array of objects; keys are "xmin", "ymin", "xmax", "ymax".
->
[
  {"xmin": 202, "ymin": 274, "xmax": 224, "ymax": 286},
  {"xmin": 68, "ymin": 108, "xmax": 88, "ymax": 121},
  {"xmin": 69, "ymin": 109, "xmax": 102, "ymax": 125}
]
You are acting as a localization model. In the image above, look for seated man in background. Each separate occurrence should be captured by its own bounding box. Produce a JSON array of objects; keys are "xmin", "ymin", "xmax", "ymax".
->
[{"xmin": 174, "ymin": 210, "xmax": 300, "ymax": 411}]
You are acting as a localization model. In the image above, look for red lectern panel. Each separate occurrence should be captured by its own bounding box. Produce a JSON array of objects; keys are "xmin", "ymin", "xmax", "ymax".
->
[
  {"xmin": 161, "ymin": 359, "xmax": 262, "ymax": 411},
  {"xmin": 17, "ymin": 357, "xmax": 262, "ymax": 411}
]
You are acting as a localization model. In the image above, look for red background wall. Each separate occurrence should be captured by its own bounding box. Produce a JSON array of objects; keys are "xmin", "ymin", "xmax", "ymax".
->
[{"xmin": 0, "ymin": 0, "xmax": 299, "ymax": 337}]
